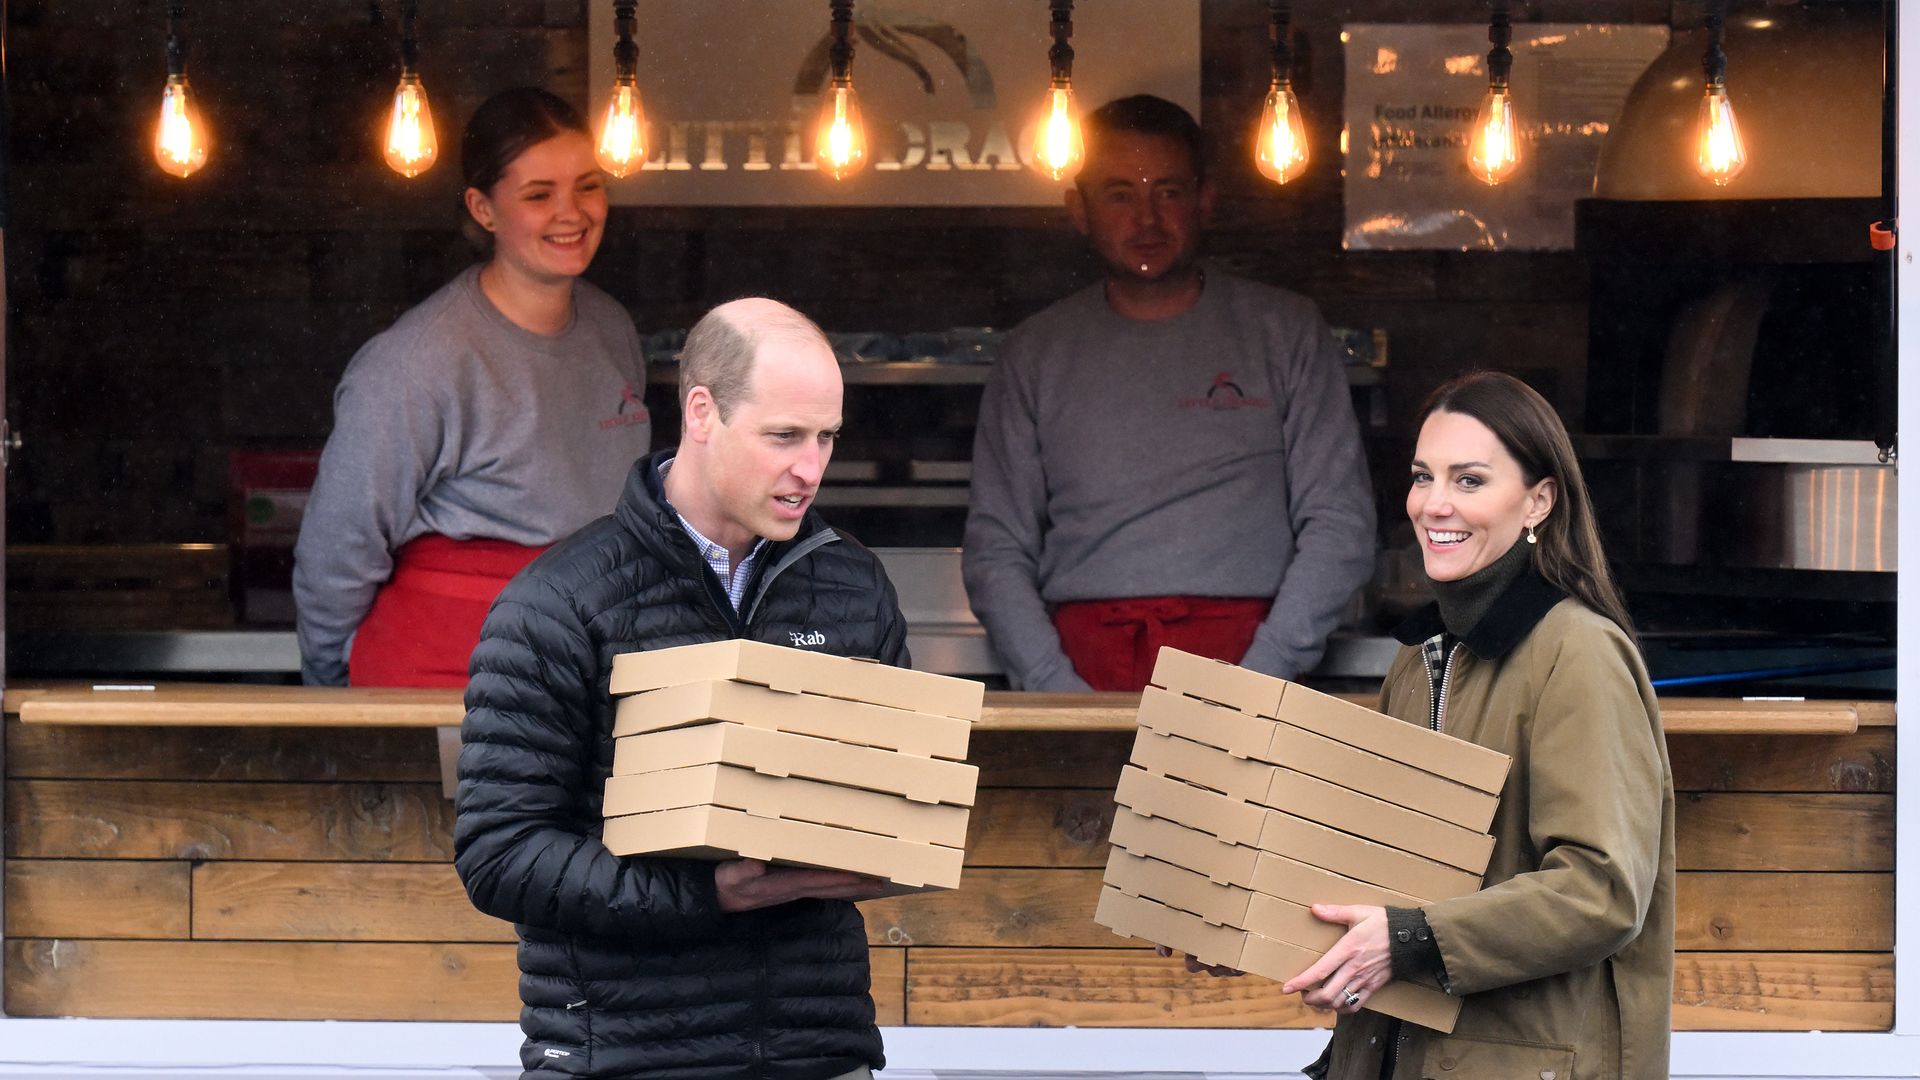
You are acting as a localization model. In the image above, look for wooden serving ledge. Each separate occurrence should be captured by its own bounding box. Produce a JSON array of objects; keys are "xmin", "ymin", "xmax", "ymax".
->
[
  {"xmin": 3, "ymin": 682, "xmax": 1889, "ymax": 734},
  {"xmin": 1, "ymin": 681, "xmax": 1896, "ymax": 1031}
]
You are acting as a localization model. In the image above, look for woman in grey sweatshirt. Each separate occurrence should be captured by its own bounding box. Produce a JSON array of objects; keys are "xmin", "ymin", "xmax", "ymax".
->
[{"xmin": 292, "ymin": 88, "xmax": 650, "ymax": 686}]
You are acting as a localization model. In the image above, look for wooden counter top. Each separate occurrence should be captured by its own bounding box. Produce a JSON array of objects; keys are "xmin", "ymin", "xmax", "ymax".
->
[{"xmin": 3, "ymin": 682, "xmax": 1885, "ymax": 734}]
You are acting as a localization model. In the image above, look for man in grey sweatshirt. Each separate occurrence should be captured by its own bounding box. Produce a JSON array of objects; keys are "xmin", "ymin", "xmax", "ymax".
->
[{"xmin": 963, "ymin": 95, "xmax": 1375, "ymax": 691}]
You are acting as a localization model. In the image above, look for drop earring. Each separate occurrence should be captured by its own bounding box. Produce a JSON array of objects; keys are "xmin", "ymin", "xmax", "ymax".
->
[{"xmin": 1526, "ymin": 524, "xmax": 1538, "ymax": 545}]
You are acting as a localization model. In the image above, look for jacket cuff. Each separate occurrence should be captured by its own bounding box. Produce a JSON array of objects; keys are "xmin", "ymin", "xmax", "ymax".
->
[{"xmin": 1387, "ymin": 906, "xmax": 1447, "ymax": 985}]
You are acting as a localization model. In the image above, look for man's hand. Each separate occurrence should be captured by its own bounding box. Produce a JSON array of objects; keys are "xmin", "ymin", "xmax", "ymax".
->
[
  {"xmin": 1281, "ymin": 904, "xmax": 1393, "ymax": 1015},
  {"xmin": 714, "ymin": 859, "xmax": 891, "ymax": 913},
  {"xmin": 1154, "ymin": 943, "xmax": 1243, "ymax": 978}
]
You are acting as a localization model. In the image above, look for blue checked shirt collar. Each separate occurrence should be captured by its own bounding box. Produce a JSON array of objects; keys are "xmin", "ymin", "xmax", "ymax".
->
[{"xmin": 657, "ymin": 457, "xmax": 767, "ymax": 612}]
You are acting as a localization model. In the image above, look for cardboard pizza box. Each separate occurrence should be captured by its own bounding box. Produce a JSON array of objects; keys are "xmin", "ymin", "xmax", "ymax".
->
[
  {"xmin": 612, "ymin": 678, "xmax": 972, "ymax": 760},
  {"xmin": 1094, "ymin": 887, "xmax": 1462, "ymax": 1032},
  {"xmin": 1149, "ymin": 648, "xmax": 1509, "ymax": 795},
  {"xmin": 1114, "ymin": 766, "xmax": 1482, "ymax": 900},
  {"xmin": 603, "ymin": 762, "xmax": 970, "ymax": 847},
  {"xmin": 602, "ymin": 803, "xmax": 963, "ymax": 890},
  {"xmin": 610, "ymin": 639, "xmax": 984, "ymax": 721},
  {"xmin": 613, "ymin": 722, "xmax": 978, "ymax": 807},
  {"xmin": 1254, "ymin": 766, "xmax": 1496, "ymax": 875},
  {"xmin": 1106, "ymin": 810, "xmax": 1263, "ymax": 888},
  {"xmin": 1102, "ymin": 847, "xmax": 1257, "ymax": 927}
]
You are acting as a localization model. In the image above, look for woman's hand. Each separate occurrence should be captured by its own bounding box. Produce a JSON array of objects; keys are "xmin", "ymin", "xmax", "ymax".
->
[{"xmin": 1281, "ymin": 904, "xmax": 1394, "ymax": 1015}]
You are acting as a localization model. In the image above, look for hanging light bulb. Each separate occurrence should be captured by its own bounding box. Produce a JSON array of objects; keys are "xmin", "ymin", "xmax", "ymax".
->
[
  {"xmin": 598, "ymin": 78, "xmax": 649, "ymax": 177},
  {"xmin": 1032, "ymin": 79, "xmax": 1085, "ymax": 181},
  {"xmin": 1256, "ymin": 82, "xmax": 1309, "ymax": 184},
  {"xmin": 385, "ymin": 74, "xmax": 438, "ymax": 177},
  {"xmin": 1694, "ymin": 0, "xmax": 1747, "ymax": 186},
  {"xmin": 1029, "ymin": 1, "xmax": 1084, "ymax": 181},
  {"xmin": 813, "ymin": 0, "xmax": 867, "ymax": 179},
  {"xmin": 1254, "ymin": 2, "xmax": 1308, "ymax": 185},
  {"xmin": 816, "ymin": 78, "xmax": 869, "ymax": 180},
  {"xmin": 595, "ymin": 1, "xmax": 649, "ymax": 178},
  {"xmin": 1695, "ymin": 83, "xmax": 1746, "ymax": 185},
  {"xmin": 1467, "ymin": 1, "xmax": 1520, "ymax": 185},
  {"xmin": 152, "ymin": 3, "xmax": 209, "ymax": 178},
  {"xmin": 154, "ymin": 74, "xmax": 209, "ymax": 179},
  {"xmin": 1469, "ymin": 84, "xmax": 1520, "ymax": 185},
  {"xmin": 383, "ymin": 1, "xmax": 438, "ymax": 178}
]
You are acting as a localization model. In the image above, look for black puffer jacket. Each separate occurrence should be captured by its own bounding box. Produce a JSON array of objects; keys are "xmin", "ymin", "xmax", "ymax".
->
[{"xmin": 455, "ymin": 451, "xmax": 908, "ymax": 1080}]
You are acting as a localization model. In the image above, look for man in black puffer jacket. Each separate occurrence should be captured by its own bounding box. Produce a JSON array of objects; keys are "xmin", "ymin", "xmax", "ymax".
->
[{"xmin": 456, "ymin": 298, "xmax": 907, "ymax": 1080}]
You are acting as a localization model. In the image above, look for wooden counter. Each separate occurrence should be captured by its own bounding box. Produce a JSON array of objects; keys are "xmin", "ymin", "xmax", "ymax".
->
[
  {"xmin": 6, "ymin": 683, "xmax": 1885, "ymax": 734},
  {"xmin": 1, "ymin": 685, "xmax": 1894, "ymax": 1031}
]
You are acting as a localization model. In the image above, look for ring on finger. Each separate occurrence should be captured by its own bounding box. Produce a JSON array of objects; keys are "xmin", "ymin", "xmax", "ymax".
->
[{"xmin": 1342, "ymin": 988, "xmax": 1361, "ymax": 1008}]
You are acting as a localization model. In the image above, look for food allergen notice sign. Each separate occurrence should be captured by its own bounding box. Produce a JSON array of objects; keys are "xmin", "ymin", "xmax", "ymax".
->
[
  {"xmin": 1342, "ymin": 24, "xmax": 1668, "ymax": 251},
  {"xmin": 590, "ymin": 1, "xmax": 1199, "ymax": 207}
]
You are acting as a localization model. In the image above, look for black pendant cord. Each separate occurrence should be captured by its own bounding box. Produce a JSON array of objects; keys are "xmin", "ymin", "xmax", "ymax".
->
[
  {"xmin": 166, "ymin": 1, "xmax": 188, "ymax": 79},
  {"xmin": 1047, "ymin": 0, "xmax": 1074, "ymax": 83},
  {"xmin": 828, "ymin": 0, "xmax": 855, "ymax": 83},
  {"xmin": 1268, "ymin": 1, "xmax": 1291, "ymax": 85},
  {"xmin": 613, "ymin": 0, "xmax": 638, "ymax": 82},
  {"xmin": 399, "ymin": 0, "xmax": 419, "ymax": 78},
  {"xmin": 1487, "ymin": 0, "xmax": 1512, "ymax": 91},
  {"xmin": 1701, "ymin": 0, "xmax": 1728, "ymax": 91}
]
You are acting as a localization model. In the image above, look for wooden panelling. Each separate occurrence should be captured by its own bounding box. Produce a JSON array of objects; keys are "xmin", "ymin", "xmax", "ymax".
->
[
  {"xmin": 964, "ymin": 789, "xmax": 1115, "ymax": 868},
  {"xmin": 192, "ymin": 862, "xmax": 513, "ymax": 943},
  {"xmin": 3, "ymin": 860, "xmax": 191, "ymax": 939},
  {"xmin": 974, "ymin": 693, "xmax": 1140, "ymax": 732},
  {"xmin": 5, "ymin": 715, "xmax": 439, "ymax": 783},
  {"xmin": 0, "ymin": 714, "xmax": 1897, "ymax": 1030},
  {"xmin": 903, "ymin": 949, "xmax": 1895, "ymax": 1032},
  {"xmin": 969, "ymin": 730, "xmax": 1131, "ymax": 789},
  {"xmin": 4, "ymin": 780, "xmax": 454, "ymax": 861},
  {"xmin": 866, "ymin": 869, "xmax": 1109, "ymax": 949},
  {"xmin": 1669, "ymin": 730, "xmax": 1895, "ymax": 793},
  {"xmin": 1675, "ymin": 793, "xmax": 1893, "ymax": 871},
  {"xmin": 904, "ymin": 947, "xmax": 1333, "ymax": 1028},
  {"xmin": 1672, "ymin": 952, "xmax": 1893, "ymax": 1032},
  {"xmin": 870, "ymin": 947, "xmax": 906, "ymax": 1026},
  {"xmin": 1674, "ymin": 872, "xmax": 1892, "ymax": 951},
  {"xmin": 3, "ymin": 940, "xmax": 521, "ymax": 1021}
]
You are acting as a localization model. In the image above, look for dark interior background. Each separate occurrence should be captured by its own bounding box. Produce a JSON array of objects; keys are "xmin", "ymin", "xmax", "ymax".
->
[{"xmin": 2, "ymin": 0, "xmax": 1687, "ymax": 546}]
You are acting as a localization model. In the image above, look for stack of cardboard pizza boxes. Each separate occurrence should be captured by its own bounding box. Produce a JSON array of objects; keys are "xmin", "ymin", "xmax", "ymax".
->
[
  {"xmin": 1095, "ymin": 648, "xmax": 1511, "ymax": 1032},
  {"xmin": 601, "ymin": 639, "xmax": 983, "ymax": 895}
]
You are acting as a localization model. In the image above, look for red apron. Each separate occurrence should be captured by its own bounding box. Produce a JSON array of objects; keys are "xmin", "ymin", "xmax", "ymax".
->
[
  {"xmin": 348, "ymin": 535, "xmax": 551, "ymax": 688},
  {"xmin": 1051, "ymin": 596, "xmax": 1274, "ymax": 692}
]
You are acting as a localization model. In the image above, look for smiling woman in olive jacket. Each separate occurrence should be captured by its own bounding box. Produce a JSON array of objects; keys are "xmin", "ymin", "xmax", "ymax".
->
[{"xmin": 1288, "ymin": 371, "xmax": 1676, "ymax": 1080}]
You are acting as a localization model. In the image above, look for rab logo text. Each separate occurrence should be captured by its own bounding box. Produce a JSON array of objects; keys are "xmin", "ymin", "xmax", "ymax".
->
[
  {"xmin": 543, "ymin": 1049, "xmax": 573, "ymax": 1059},
  {"xmin": 790, "ymin": 630, "xmax": 827, "ymax": 647}
]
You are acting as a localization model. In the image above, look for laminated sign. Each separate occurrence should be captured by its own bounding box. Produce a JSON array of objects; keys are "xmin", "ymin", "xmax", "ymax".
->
[{"xmin": 1342, "ymin": 23, "xmax": 1668, "ymax": 250}]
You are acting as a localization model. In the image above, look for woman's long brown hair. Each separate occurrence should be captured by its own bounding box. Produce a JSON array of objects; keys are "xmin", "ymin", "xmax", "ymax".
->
[{"xmin": 1418, "ymin": 371, "xmax": 1638, "ymax": 644}]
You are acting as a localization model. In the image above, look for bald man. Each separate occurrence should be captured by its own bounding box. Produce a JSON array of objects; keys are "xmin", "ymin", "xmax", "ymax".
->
[{"xmin": 455, "ymin": 298, "xmax": 904, "ymax": 1080}]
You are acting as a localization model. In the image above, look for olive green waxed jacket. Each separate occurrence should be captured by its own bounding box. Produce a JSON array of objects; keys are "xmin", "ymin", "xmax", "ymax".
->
[{"xmin": 1316, "ymin": 577, "xmax": 1676, "ymax": 1080}]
